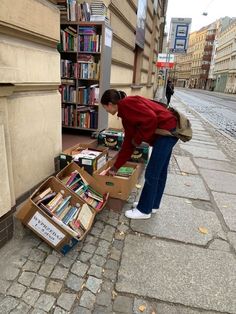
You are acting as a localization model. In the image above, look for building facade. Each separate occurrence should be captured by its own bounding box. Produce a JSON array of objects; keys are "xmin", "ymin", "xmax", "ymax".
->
[
  {"xmin": 107, "ymin": 0, "xmax": 167, "ymax": 128},
  {"xmin": 0, "ymin": 0, "xmax": 167, "ymax": 248},
  {"xmin": 173, "ymin": 17, "xmax": 236, "ymax": 93},
  {"xmin": 173, "ymin": 31, "xmax": 197, "ymax": 87},
  {"xmin": 0, "ymin": 0, "xmax": 61, "ymax": 248},
  {"xmin": 214, "ymin": 19, "xmax": 236, "ymax": 93}
]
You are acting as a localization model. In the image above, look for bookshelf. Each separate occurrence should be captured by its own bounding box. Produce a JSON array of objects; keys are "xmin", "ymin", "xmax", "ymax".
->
[{"xmin": 59, "ymin": 21, "xmax": 112, "ymax": 132}]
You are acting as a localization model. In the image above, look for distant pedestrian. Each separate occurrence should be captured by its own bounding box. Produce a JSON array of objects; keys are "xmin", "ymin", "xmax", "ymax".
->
[
  {"xmin": 100, "ymin": 89, "xmax": 178, "ymax": 220},
  {"xmin": 166, "ymin": 79, "xmax": 174, "ymax": 105}
]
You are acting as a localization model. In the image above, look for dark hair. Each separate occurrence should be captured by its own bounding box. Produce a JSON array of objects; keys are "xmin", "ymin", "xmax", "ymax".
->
[{"xmin": 101, "ymin": 89, "xmax": 126, "ymax": 105}]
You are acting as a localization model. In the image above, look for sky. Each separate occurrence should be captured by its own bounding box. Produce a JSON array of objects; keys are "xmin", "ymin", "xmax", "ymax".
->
[{"xmin": 166, "ymin": 0, "xmax": 236, "ymax": 33}]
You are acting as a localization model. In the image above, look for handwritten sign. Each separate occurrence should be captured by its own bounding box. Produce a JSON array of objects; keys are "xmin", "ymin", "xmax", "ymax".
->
[
  {"xmin": 28, "ymin": 211, "xmax": 65, "ymax": 246},
  {"xmin": 105, "ymin": 28, "xmax": 112, "ymax": 47}
]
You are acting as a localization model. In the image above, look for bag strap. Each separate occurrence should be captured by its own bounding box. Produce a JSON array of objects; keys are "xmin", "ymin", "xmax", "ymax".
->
[{"xmin": 155, "ymin": 128, "xmax": 173, "ymax": 136}]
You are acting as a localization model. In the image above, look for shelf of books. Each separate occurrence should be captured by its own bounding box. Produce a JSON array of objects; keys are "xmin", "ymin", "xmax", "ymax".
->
[{"xmin": 59, "ymin": 19, "xmax": 112, "ymax": 132}]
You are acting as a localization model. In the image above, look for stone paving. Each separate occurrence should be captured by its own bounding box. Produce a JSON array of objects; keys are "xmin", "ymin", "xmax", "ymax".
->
[{"xmin": 1, "ymin": 95, "xmax": 236, "ymax": 313}]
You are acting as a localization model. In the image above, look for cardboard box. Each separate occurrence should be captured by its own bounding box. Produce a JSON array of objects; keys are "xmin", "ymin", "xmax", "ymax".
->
[
  {"xmin": 129, "ymin": 143, "xmax": 150, "ymax": 164},
  {"xmin": 93, "ymin": 160, "xmax": 140, "ymax": 200},
  {"xmin": 56, "ymin": 162, "xmax": 109, "ymax": 212},
  {"xmin": 59, "ymin": 143, "xmax": 108, "ymax": 174},
  {"xmin": 106, "ymin": 197, "xmax": 126, "ymax": 212},
  {"xmin": 97, "ymin": 128, "xmax": 124, "ymax": 150},
  {"xmin": 16, "ymin": 177, "xmax": 96, "ymax": 255}
]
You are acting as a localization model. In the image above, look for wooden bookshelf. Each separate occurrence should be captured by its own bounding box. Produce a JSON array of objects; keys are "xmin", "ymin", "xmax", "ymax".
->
[{"xmin": 59, "ymin": 21, "xmax": 112, "ymax": 131}]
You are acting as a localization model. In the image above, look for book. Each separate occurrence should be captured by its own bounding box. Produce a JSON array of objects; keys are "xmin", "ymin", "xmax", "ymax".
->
[
  {"xmin": 115, "ymin": 167, "xmax": 134, "ymax": 178},
  {"xmin": 65, "ymin": 170, "xmax": 78, "ymax": 186},
  {"xmin": 57, "ymin": 204, "xmax": 71, "ymax": 220},
  {"xmin": 54, "ymin": 195, "xmax": 71, "ymax": 215},
  {"xmin": 77, "ymin": 204, "xmax": 94, "ymax": 230},
  {"xmin": 52, "ymin": 215, "xmax": 79, "ymax": 238},
  {"xmin": 32, "ymin": 187, "xmax": 52, "ymax": 204},
  {"xmin": 36, "ymin": 192, "xmax": 57, "ymax": 205},
  {"xmin": 62, "ymin": 206, "xmax": 79, "ymax": 225},
  {"xmin": 69, "ymin": 220, "xmax": 84, "ymax": 238},
  {"xmin": 47, "ymin": 192, "xmax": 64, "ymax": 211},
  {"xmin": 39, "ymin": 203, "xmax": 53, "ymax": 217}
]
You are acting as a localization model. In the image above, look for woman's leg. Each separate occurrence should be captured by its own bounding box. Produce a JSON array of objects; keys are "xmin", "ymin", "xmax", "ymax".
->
[
  {"xmin": 152, "ymin": 150, "xmax": 172, "ymax": 209},
  {"xmin": 137, "ymin": 136, "xmax": 178, "ymax": 214}
]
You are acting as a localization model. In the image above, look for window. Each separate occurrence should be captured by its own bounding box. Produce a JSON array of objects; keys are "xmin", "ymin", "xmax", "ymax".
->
[
  {"xmin": 133, "ymin": 0, "xmax": 147, "ymax": 86},
  {"xmin": 133, "ymin": 44, "xmax": 143, "ymax": 85}
]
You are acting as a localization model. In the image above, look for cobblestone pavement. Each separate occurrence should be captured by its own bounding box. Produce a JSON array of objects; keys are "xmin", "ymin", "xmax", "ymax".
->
[{"xmin": 1, "ymin": 95, "xmax": 236, "ymax": 314}]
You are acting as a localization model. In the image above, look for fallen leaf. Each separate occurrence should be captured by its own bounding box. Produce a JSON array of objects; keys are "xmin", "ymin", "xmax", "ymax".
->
[
  {"xmin": 139, "ymin": 304, "xmax": 147, "ymax": 312},
  {"xmin": 198, "ymin": 227, "xmax": 208, "ymax": 234},
  {"xmin": 181, "ymin": 172, "xmax": 187, "ymax": 176},
  {"xmin": 112, "ymin": 290, "xmax": 117, "ymax": 299},
  {"xmin": 222, "ymin": 205, "xmax": 228, "ymax": 208},
  {"xmin": 184, "ymin": 183, "xmax": 191, "ymax": 187},
  {"xmin": 136, "ymin": 184, "xmax": 142, "ymax": 189},
  {"xmin": 185, "ymin": 200, "xmax": 192, "ymax": 204}
]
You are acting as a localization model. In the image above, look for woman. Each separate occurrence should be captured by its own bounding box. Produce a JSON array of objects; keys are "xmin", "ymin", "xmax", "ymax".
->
[{"xmin": 101, "ymin": 89, "xmax": 178, "ymax": 220}]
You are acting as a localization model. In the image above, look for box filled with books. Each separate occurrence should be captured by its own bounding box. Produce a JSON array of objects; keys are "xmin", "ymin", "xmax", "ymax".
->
[
  {"xmin": 59, "ymin": 142, "xmax": 108, "ymax": 174},
  {"xmin": 129, "ymin": 142, "xmax": 150, "ymax": 164},
  {"xmin": 57, "ymin": 162, "xmax": 109, "ymax": 212},
  {"xmin": 16, "ymin": 177, "xmax": 96, "ymax": 255},
  {"xmin": 93, "ymin": 160, "xmax": 141, "ymax": 200},
  {"xmin": 97, "ymin": 128, "xmax": 124, "ymax": 150}
]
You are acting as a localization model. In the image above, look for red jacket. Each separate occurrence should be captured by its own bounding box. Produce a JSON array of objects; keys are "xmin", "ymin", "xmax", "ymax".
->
[{"xmin": 114, "ymin": 96, "xmax": 177, "ymax": 169}]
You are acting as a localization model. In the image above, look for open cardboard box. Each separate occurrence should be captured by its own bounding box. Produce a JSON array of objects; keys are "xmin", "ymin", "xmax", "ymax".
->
[
  {"xmin": 97, "ymin": 128, "xmax": 124, "ymax": 150},
  {"xmin": 59, "ymin": 143, "xmax": 109, "ymax": 174},
  {"xmin": 56, "ymin": 162, "xmax": 109, "ymax": 212},
  {"xmin": 93, "ymin": 160, "xmax": 141, "ymax": 200},
  {"xmin": 16, "ymin": 177, "xmax": 96, "ymax": 255}
]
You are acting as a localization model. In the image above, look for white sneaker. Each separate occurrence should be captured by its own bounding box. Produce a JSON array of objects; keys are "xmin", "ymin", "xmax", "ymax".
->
[
  {"xmin": 133, "ymin": 202, "xmax": 158, "ymax": 214},
  {"xmin": 125, "ymin": 208, "xmax": 151, "ymax": 219}
]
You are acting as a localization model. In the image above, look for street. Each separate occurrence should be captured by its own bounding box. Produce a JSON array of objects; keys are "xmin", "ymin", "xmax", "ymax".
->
[{"xmin": 175, "ymin": 88, "xmax": 236, "ymax": 139}]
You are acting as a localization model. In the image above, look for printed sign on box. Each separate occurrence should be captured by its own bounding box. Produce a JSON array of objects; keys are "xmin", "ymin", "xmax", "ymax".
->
[{"xmin": 28, "ymin": 211, "xmax": 65, "ymax": 246}]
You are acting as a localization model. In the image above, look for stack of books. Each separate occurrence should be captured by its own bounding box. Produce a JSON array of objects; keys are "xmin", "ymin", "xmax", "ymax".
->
[
  {"xmin": 63, "ymin": 0, "xmax": 91, "ymax": 22},
  {"xmin": 77, "ymin": 61, "xmax": 100, "ymax": 80},
  {"xmin": 78, "ymin": 26, "xmax": 101, "ymax": 53},
  {"xmin": 77, "ymin": 85, "xmax": 99, "ymax": 105},
  {"xmin": 60, "ymin": 26, "xmax": 77, "ymax": 51},
  {"xmin": 62, "ymin": 103, "xmax": 76, "ymax": 127},
  {"xmin": 61, "ymin": 59, "xmax": 76, "ymax": 79},
  {"xmin": 61, "ymin": 85, "xmax": 76, "ymax": 103},
  {"xmin": 32, "ymin": 187, "xmax": 94, "ymax": 238},
  {"xmin": 62, "ymin": 169, "xmax": 108, "ymax": 211},
  {"xmin": 90, "ymin": 1, "xmax": 109, "ymax": 24}
]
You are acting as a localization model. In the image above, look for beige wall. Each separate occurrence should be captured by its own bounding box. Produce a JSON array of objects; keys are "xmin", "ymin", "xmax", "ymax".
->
[{"xmin": 0, "ymin": 0, "xmax": 61, "ymax": 217}]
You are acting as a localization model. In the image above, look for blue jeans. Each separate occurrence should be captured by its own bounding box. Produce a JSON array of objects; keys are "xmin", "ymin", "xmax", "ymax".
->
[{"xmin": 137, "ymin": 136, "xmax": 178, "ymax": 214}]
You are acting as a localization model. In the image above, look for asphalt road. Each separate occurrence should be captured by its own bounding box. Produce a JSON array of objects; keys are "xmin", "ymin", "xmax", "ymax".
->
[{"xmin": 175, "ymin": 88, "xmax": 236, "ymax": 139}]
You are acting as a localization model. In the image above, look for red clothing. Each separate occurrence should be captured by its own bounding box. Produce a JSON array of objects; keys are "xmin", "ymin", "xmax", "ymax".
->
[{"xmin": 114, "ymin": 96, "xmax": 177, "ymax": 169}]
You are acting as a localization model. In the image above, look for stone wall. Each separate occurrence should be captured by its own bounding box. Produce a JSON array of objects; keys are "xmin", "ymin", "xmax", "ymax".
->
[{"xmin": 0, "ymin": 0, "xmax": 61, "ymax": 248}]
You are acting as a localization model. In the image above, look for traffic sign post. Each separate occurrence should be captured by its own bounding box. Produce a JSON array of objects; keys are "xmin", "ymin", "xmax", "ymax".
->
[{"xmin": 156, "ymin": 53, "xmax": 175, "ymax": 104}]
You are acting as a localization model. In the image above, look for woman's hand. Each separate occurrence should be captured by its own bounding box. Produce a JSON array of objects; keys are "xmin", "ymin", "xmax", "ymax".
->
[{"xmin": 107, "ymin": 166, "xmax": 117, "ymax": 176}]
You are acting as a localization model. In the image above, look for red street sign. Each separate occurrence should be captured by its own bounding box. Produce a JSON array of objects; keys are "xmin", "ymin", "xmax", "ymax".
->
[
  {"xmin": 156, "ymin": 53, "xmax": 174, "ymax": 68},
  {"xmin": 156, "ymin": 62, "xmax": 174, "ymax": 68}
]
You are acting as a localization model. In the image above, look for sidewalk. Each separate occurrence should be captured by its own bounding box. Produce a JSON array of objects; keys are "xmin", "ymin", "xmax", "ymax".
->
[{"xmin": 1, "ymin": 96, "xmax": 236, "ymax": 314}]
